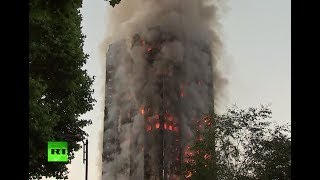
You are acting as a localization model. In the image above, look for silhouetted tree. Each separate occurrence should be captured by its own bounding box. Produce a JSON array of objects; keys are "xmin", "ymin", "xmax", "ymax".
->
[
  {"xmin": 183, "ymin": 105, "xmax": 291, "ymax": 180},
  {"xmin": 105, "ymin": 0, "xmax": 122, "ymax": 7},
  {"xmin": 29, "ymin": 0, "xmax": 95, "ymax": 179}
]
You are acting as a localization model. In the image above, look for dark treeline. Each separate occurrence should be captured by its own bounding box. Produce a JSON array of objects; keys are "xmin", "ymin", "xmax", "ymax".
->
[{"xmin": 183, "ymin": 105, "xmax": 291, "ymax": 180}]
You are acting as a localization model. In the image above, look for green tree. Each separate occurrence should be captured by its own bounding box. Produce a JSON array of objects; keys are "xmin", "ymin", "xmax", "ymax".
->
[
  {"xmin": 105, "ymin": 0, "xmax": 122, "ymax": 7},
  {"xmin": 253, "ymin": 125, "xmax": 291, "ymax": 180},
  {"xmin": 183, "ymin": 105, "xmax": 291, "ymax": 180},
  {"xmin": 29, "ymin": 0, "xmax": 95, "ymax": 179}
]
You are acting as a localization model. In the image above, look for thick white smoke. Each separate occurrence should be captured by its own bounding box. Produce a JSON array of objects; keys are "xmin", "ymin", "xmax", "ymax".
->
[{"xmin": 100, "ymin": 0, "xmax": 228, "ymax": 179}]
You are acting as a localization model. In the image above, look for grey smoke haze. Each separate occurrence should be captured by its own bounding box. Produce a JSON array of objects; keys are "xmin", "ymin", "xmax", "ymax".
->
[{"xmin": 101, "ymin": 0, "xmax": 227, "ymax": 179}]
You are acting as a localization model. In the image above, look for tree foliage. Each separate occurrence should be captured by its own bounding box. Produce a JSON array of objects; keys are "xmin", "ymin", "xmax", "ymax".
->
[
  {"xmin": 105, "ymin": 0, "xmax": 122, "ymax": 7},
  {"xmin": 29, "ymin": 0, "xmax": 95, "ymax": 179},
  {"xmin": 183, "ymin": 105, "xmax": 291, "ymax": 180}
]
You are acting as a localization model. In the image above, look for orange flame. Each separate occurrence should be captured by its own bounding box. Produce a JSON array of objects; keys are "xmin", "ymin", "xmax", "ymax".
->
[
  {"xmin": 140, "ymin": 107, "xmax": 145, "ymax": 115},
  {"xmin": 147, "ymin": 125, "xmax": 152, "ymax": 131},
  {"xmin": 203, "ymin": 115, "xmax": 210, "ymax": 122},
  {"xmin": 169, "ymin": 125, "xmax": 173, "ymax": 131},
  {"xmin": 204, "ymin": 153, "xmax": 211, "ymax": 160},
  {"xmin": 185, "ymin": 171, "xmax": 192, "ymax": 178},
  {"xmin": 164, "ymin": 123, "xmax": 167, "ymax": 130},
  {"xmin": 156, "ymin": 122, "xmax": 160, "ymax": 129}
]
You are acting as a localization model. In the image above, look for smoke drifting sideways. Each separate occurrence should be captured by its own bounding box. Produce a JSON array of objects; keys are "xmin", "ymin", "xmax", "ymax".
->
[{"xmin": 101, "ymin": 0, "xmax": 228, "ymax": 179}]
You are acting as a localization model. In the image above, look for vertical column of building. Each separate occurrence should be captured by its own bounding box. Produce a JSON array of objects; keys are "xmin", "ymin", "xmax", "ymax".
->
[
  {"xmin": 159, "ymin": 76, "xmax": 165, "ymax": 180},
  {"xmin": 103, "ymin": 44, "xmax": 121, "ymax": 178}
]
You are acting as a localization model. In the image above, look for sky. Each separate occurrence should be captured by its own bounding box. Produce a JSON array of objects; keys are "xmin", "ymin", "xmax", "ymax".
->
[{"xmin": 44, "ymin": 0, "xmax": 290, "ymax": 179}]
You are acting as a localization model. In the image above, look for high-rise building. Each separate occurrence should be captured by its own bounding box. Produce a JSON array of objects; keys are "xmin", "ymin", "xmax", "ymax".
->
[{"xmin": 103, "ymin": 27, "xmax": 213, "ymax": 180}]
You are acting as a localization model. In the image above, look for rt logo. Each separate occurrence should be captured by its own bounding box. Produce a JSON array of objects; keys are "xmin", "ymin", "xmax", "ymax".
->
[{"xmin": 48, "ymin": 142, "xmax": 68, "ymax": 162}]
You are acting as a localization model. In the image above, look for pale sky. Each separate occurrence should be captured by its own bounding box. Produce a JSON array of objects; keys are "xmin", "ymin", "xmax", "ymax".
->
[{"xmin": 44, "ymin": 0, "xmax": 290, "ymax": 179}]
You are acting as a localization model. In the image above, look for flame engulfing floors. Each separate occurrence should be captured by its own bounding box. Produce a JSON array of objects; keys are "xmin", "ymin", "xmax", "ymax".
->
[{"xmin": 103, "ymin": 25, "xmax": 214, "ymax": 180}]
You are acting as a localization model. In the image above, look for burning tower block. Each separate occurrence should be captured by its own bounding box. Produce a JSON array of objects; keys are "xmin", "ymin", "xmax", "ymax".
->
[{"xmin": 103, "ymin": 26, "xmax": 214, "ymax": 180}]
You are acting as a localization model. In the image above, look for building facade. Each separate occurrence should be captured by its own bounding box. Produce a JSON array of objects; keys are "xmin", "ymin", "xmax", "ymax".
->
[{"xmin": 103, "ymin": 27, "xmax": 213, "ymax": 180}]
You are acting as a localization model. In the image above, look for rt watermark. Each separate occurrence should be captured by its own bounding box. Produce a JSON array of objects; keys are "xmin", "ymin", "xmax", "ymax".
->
[{"xmin": 47, "ymin": 141, "xmax": 68, "ymax": 162}]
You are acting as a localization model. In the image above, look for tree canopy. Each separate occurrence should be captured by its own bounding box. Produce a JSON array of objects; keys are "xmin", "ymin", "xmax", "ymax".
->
[
  {"xmin": 182, "ymin": 105, "xmax": 291, "ymax": 180},
  {"xmin": 29, "ymin": 0, "xmax": 95, "ymax": 179},
  {"xmin": 105, "ymin": 0, "xmax": 122, "ymax": 7}
]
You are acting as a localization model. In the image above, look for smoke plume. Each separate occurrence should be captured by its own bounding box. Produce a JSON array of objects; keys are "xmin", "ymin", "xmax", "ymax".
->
[{"xmin": 101, "ymin": 0, "xmax": 228, "ymax": 179}]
